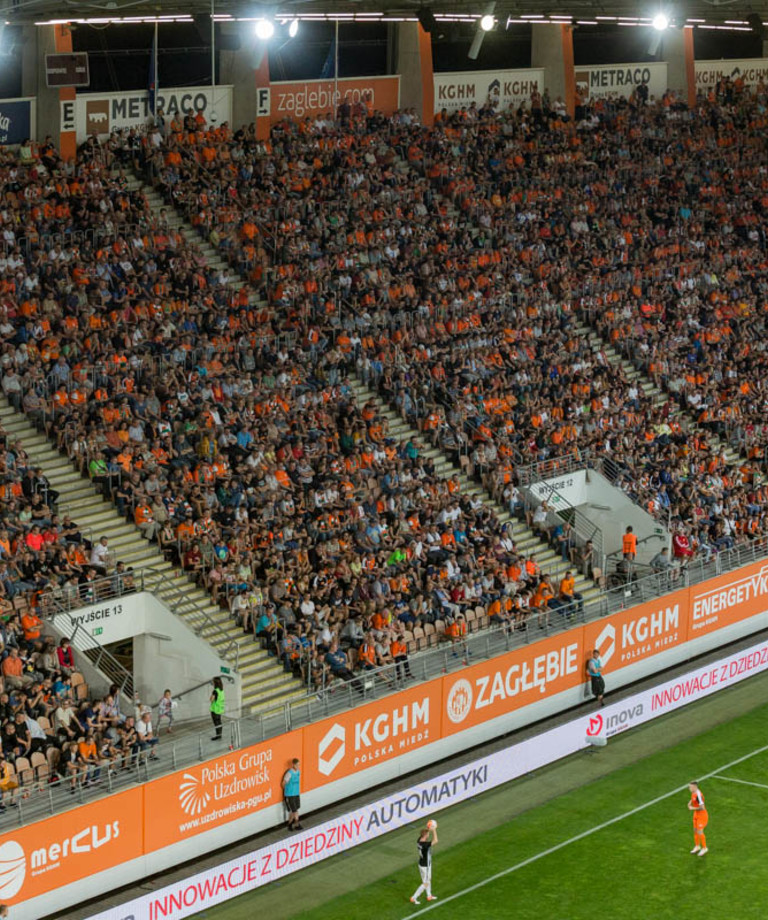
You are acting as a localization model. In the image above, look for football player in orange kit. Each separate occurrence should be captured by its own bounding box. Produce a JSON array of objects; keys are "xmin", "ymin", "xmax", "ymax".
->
[{"xmin": 688, "ymin": 781, "xmax": 708, "ymax": 856}]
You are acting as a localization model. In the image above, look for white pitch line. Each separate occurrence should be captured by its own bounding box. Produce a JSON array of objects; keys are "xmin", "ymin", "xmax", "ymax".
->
[
  {"xmin": 401, "ymin": 741, "xmax": 768, "ymax": 919},
  {"xmin": 711, "ymin": 774, "xmax": 768, "ymax": 791}
]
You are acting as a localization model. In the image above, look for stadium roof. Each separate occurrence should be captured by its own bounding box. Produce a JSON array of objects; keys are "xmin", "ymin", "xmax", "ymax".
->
[{"xmin": 5, "ymin": 0, "xmax": 768, "ymax": 31}]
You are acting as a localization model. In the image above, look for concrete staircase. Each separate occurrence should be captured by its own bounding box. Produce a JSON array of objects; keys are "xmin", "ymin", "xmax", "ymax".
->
[
  {"xmin": 0, "ymin": 408, "xmax": 302, "ymax": 716},
  {"xmin": 347, "ymin": 375, "xmax": 601, "ymax": 608},
  {"xmin": 121, "ymin": 170, "xmax": 259, "ymax": 305},
  {"xmin": 576, "ymin": 321, "xmax": 740, "ymax": 467}
]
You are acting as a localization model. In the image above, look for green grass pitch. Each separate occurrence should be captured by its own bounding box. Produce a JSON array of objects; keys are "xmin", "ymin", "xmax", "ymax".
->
[{"xmin": 195, "ymin": 701, "xmax": 768, "ymax": 920}]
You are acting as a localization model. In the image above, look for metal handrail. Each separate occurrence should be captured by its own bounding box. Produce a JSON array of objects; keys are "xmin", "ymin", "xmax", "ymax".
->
[{"xmin": 3, "ymin": 535, "xmax": 768, "ymax": 830}]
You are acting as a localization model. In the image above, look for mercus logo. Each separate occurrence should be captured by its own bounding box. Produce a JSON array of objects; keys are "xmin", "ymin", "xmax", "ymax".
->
[
  {"xmin": 446, "ymin": 679, "xmax": 473, "ymax": 724},
  {"xmin": 31, "ymin": 822, "xmax": 120, "ymax": 872},
  {"xmin": 179, "ymin": 773, "xmax": 211, "ymax": 816},
  {"xmin": 0, "ymin": 840, "xmax": 25, "ymax": 898}
]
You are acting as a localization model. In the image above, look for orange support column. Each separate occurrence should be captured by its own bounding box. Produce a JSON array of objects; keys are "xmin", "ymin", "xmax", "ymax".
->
[
  {"xmin": 55, "ymin": 25, "xmax": 77, "ymax": 161},
  {"xmin": 684, "ymin": 27, "xmax": 696, "ymax": 109},
  {"xmin": 561, "ymin": 25, "xmax": 575, "ymax": 119},
  {"xmin": 254, "ymin": 49, "xmax": 270, "ymax": 141},
  {"xmin": 418, "ymin": 25, "xmax": 434, "ymax": 127}
]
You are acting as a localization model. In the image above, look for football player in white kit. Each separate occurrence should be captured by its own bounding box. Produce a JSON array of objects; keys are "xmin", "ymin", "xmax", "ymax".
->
[{"xmin": 410, "ymin": 822, "xmax": 438, "ymax": 904}]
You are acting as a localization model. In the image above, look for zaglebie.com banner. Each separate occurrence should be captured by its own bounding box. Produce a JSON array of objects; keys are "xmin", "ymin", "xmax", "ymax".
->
[{"xmin": 85, "ymin": 635, "xmax": 768, "ymax": 920}]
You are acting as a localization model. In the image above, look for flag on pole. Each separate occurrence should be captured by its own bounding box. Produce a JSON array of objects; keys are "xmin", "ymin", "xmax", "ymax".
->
[{"xmin": 320, "ymin": 35, "xmax": 336, "ymax": 79}]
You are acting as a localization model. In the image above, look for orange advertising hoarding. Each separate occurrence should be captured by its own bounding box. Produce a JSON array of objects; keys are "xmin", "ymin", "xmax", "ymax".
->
[
  {"xmin": 301, "ymin": 681, "xmax": 441, "ymax": 788},
  {"xmin": 441, "ymin": 631, "xmax": 585, "ymax": 736},
  {"xmin": 583, "ymin": 585, "xmax": 690, "ymax": 675},
  {"xmin": 144, "ymin": 732, "xmax": 300, "ymax": 852},
  {"xmin": 4, "ymin": 557, "xmax": 768, "ymax": 909},
  {"xmin": 689, "ymin": 560, "xmax": 768, "ymax": 638},
  {"xmin": 269, "ymin": 75, "xmax": 400, "ymax": 124},
  {"xmin": 0, "ymin": 787, "xmax": 143, "ymax": 904}
]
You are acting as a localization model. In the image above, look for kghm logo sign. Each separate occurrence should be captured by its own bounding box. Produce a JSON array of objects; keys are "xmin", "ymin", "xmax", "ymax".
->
[
  {"xmin": 594, "ymin": 623, "xmax": 616, "ymax": 666},
  {"xmin": 599, "ymin": 605, "xmax": 680, "ymax": 666},
  {"xmin": 317, "ymin": 699, "xmax": 431, "ymax": 776},
  {"xmin": 179, "ymin": 773, "xmax": 211, "ymax": 816},
  {"xmin": 318, "ymin": 724, "xmax": 346, "ymax": 777},
  {"xmin": 0, "ymin": 840, "xmax": 25, "ymax": 899}
]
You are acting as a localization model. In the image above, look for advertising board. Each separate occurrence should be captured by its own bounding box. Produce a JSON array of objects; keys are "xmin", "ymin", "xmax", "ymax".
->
[
  {"xmin": 695, "ymin": 58, "xmax": 768, "ymax": 88},
  {"xmin": 144, "ymin": 733, "xmax": 299, "ymax": 851},
  {"xmin": 574, "ymin": 61, "xmax": 668, "ymax": 100},
  {"xmin": 4, "ymin": 556, "xmax": 768, "ymax": 917},
  {"xmin": 433, "ymin": 68, "xmax": 545, "ymax": 113},
  {"xmin": 0, "ymin": 99, "xmax": 34, "ymax": 146},
  {"xmin": 74, "ymin": 86, "xmax": 233, "ymax": 142},
  {"xmin": 268, "ymin": 76, "xmax": 400, "ymax": 123},
  {"xmin": 83, "ymin": 635, "xmax": 768, "ymax": 920}
]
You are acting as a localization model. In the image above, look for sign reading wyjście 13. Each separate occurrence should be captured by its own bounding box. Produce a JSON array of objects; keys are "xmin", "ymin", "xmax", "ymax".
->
[{"xmin": 45, "ymin": 53, "xmax": 90, "ymax": 88}]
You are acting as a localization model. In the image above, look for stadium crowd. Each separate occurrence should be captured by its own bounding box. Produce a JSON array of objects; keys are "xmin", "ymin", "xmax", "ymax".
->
[{"xmin": 1, "ymin": 76, "xmax": 767, "ymax": 700}]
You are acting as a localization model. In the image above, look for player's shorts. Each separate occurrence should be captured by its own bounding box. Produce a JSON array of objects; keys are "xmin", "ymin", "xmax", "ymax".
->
[
  {"xmin": 285, "ymin": 795, "xmax": 301, "ymax": 813},
  {"xmin": 419, "ymin": 865, "xmax": 432, "ymax": 884},
  {"xmin": 694, "ymin": 811, "xmax": 708, "ymax": 830},
  {"xmin": 591, "ymin": 676, "xmax": 605, "ymax": 697}
]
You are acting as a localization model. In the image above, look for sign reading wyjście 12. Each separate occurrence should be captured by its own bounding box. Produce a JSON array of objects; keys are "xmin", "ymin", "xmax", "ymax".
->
[{"xmin": 45, "ymin": 53, "xmax": 90, "ymax": 88}]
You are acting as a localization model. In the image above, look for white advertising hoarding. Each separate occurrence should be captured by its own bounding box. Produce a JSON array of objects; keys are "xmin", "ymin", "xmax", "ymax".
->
[
  {"xmin": 575, "ymin": 61, "xmax": 668, "ymax": 100},
  {"xmin": 85, "ymin": 636, "xmax": 768, "ymax": 920},
  {"xmin": 75, "ymin": 85, "xmax": 233, "ymax": 142},
  {"xmin": 695, "ymin": 58, "xmax": 768, "ymax": 88},
  {"xmin": 433, "ymin": 68, "xmax": 545, "ymax": 113}
]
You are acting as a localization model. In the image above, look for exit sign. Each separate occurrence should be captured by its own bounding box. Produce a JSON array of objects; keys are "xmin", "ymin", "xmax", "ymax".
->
[
  {"xmin": 92, "ymin": 626, "xmax": 103, "ymax": 637},
  {"xmin": 220, "ymin": 666, "xmax": 231, "ymax": 675}
]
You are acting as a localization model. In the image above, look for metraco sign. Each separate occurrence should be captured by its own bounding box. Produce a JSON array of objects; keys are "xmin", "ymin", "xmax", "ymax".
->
[
  {"xmin": 74, "ymin": 85, "xmax": 234, "ymax": 142},
  {"xmin": 143, "ymin": 733, "xmax": 298, "ymax": 851},
  {"xmin": 695, "ymin": 58, "xmax": 768, "ymax": 87},
  {"xmin": 302, "ymin": 683, "xmax": 440, "ymax": 786},
  {"xmin": 0, "ymin": 789, "xmax": 142, "ymax": 905},
  {"xmin": 433, "ymin": 68, "xmax": 545, "ymax": 113},
  {"xmin": 269, "ymin": 76, "xmax": 400, "ymax": 124},
  {"xmin": 574, "ymin": 62, "xmax": 668, "ymax": 100},
  {"xmin": 84, "ymin": 635, "xmax": 768, "ymax": 920}
]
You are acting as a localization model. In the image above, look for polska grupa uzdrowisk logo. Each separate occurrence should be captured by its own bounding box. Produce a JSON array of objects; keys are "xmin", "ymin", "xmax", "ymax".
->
[{"xmin": 178, "ymin": 772, "xmax": 211, "ymax": 816}]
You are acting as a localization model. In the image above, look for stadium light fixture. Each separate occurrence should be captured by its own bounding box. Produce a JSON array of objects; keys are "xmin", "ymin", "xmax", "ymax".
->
[
  {"xmin": 652, "ymin": 12, "xmax": 670, "ymax": 30},
  {"xmin": 288, "ymin": 18, "xmax": 299, "ymax": 37},
  {"xmin": 480, "ymin": 13, "xmax": 495, "ymax": 30},
  {"xmin": 255, "ymin": 18, "xmax": 274, "ymax": 39}
]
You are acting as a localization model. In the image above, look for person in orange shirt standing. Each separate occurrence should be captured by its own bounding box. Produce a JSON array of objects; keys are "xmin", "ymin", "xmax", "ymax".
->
[
  {"xmin": 622, "ymin": 526, "xmax": 637, "ymax": 563},
  {"xmin": 688, "ymin": 781, "xmax": 709, "ymax": 856},
  {"xmin": 390, "ymin": 632, "xmax": 412, "ymax": 681}
]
